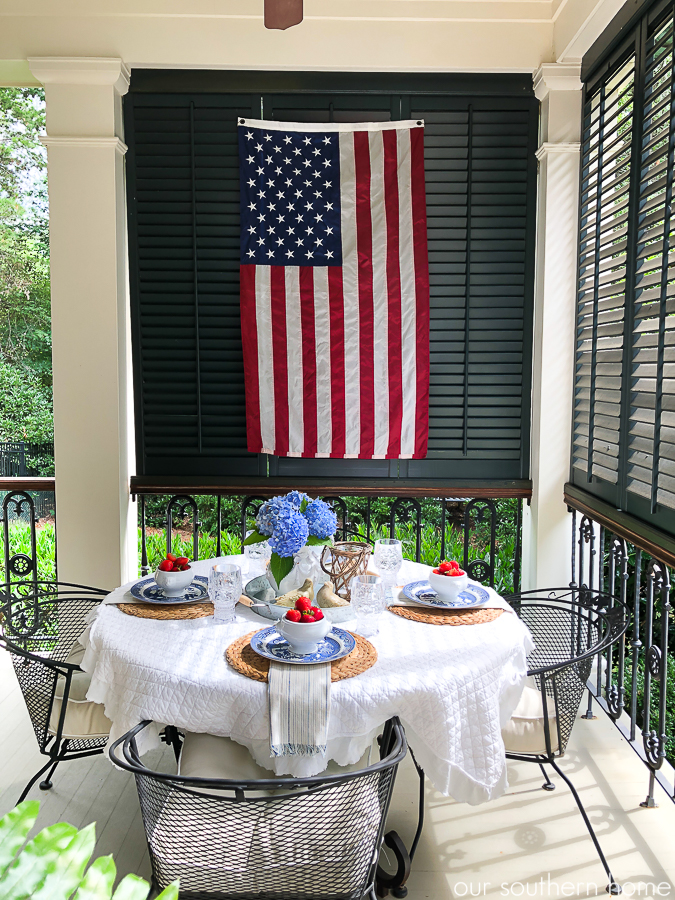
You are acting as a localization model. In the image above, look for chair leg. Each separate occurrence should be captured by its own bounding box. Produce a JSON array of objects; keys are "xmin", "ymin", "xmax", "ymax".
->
[
  {"xmin": 18, "ymin": 758, "xmax": 58, "ymax": 804},
  {"xmin": 549, "ymin": 758, "xmax": 621, "ymax": 895},
  {"xmin": 539, "ymin": 762, "xmax": 555, "ymax": 791}
]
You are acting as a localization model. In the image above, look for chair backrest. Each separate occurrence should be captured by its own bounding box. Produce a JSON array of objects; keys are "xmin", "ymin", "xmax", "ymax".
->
[
  {"xmin": 111, "ymin": 718, "xmax": 407, "ymax": 900},
  {"xmin": 506, "ymin": 588, "xmax": 629, "ymax": 756},
  {"xmin": 0, "ymin": 581, "xmax": 107, "ymax": 750}
]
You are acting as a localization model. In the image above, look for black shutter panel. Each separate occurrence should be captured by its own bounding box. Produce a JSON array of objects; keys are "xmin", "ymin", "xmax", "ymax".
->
[
  {"xmin": 126, "ymin": 75, "xmax": 537, "ymax": 487},
  {"xmin": 127, "ymin": 94, "xmax": 264, "ymax": 477}
]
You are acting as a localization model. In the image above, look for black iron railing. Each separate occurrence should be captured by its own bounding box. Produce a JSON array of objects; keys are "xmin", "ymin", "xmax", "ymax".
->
[
  {"xmin": 572, "ymin": 511, "xmax": 674, "ymax": 807},
  {"xmin": 136, "ymin": 492, "xmax": 523, "ymax": 594}
]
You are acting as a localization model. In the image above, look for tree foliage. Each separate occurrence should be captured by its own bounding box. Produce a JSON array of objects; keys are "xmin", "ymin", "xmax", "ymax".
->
[{"xmin": 0, "ymin": 87, "xmax": 53, "ymax": 446}]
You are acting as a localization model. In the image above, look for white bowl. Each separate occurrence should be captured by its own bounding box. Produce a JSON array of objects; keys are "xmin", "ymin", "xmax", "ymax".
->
[
  {"xmin": 428, "ymin": 570, "xmax": 468, "ymax": 601},
  {"xmin": 154, "ymin": 566, "xmax": 195, "ymax": 597},
  {"xmin": 276, "ymin": 616, "xmax": 331, "ymax": 655}
]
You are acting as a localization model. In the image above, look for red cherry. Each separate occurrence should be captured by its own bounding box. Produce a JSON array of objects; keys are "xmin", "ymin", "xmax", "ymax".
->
[
  {"xmin": 313, "ymin": 609, "xmax": 324, "ymax": 621},
  {"xmin": 295, "ymin": 596, "xmax": 313, "ymax": 612},
  {"xmin": 158, "ymin": 560, "xmax": 173, "ymax": 572},
  {"xmin": 286, "ymin": 609, "xmax": 302, "ymax": 622}
]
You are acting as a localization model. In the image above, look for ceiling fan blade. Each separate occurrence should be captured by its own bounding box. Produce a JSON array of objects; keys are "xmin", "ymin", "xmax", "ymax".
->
[{"xmin": 264, "ymin": 0, "xmax": 303, "ymax": 29}]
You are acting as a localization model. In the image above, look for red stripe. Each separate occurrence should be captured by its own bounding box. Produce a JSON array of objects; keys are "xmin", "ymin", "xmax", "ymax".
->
[
  {"xmin": 299, "ymin": 267, "xmax": 318, "ymax": 457},
  {"xmin": 240, "ymin": 265, "xmax": 263, "ymax": 453},
  {"xmin": 328, "ymin": 267, "xmax": 346, "ymax": 457},
  {"xmin": 354, "ymin": 131, "xmax": 375, "ymax": 459},
  {"xmin": 270, "ymin": 266, "xmax": 289, "ymax": 457},
  {"xmin": 382, "ymin": 129, "xmax": 403, "ymax": 459},
  {"xmin": 410, "ymin": 126, "xmax": 430, "ymax": 459}
]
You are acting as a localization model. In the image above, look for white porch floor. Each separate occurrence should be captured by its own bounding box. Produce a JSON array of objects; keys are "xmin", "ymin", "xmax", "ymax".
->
[{"xmin": 1, "ymin": 646, "xmax": 674, "ymax": 899}]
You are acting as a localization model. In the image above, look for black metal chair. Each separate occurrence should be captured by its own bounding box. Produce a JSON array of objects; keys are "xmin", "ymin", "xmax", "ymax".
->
[
  {"xmin": 110, "ymin": 717, "xmax": 407, "ymax": 900},
  {"xmin": 502, "ymin": 587, "xmax": 629, "ymax": 895},
  {"xmin": 0, "ymin": 580, "xmax": 110, "ymax": 802}
]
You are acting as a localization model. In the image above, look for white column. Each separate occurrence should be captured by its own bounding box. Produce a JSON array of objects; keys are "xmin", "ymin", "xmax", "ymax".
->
[
  {"xmin": 522, "ymin": 64, "xmax": 582, "ymax": 591},
  {"xmin": 28, "ymin": 58, "xmax": 136, "ymax": 591}
]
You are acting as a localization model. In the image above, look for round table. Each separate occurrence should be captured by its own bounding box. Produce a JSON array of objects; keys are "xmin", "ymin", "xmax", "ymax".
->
[{"xmin": 81, "ymin": 555, "xmax": 533, "ymax": 804}]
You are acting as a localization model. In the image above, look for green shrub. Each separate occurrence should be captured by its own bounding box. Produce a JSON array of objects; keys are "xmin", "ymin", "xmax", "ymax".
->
[{"xmin": 0, "ymin": 800, "xmax": 178, "ymax": 899}]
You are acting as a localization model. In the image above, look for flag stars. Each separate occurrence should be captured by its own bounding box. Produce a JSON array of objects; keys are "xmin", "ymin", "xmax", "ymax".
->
[
  {"xmin": 293, "ymin": 147, "xmax": 301, "ymax": 155},
  {"xmin": 303, "ymin": 136, "xmax": 311, "ymax": 145},
  {"xmin": 247, "ymin": 249, "xmax": 255, "ymax": 257},
  {"xmin": 284, "ymin": 135, "xmax": 292, "ymax": 144},
  {"xmin": 267, "ymin": 178, "xmax": 274, "ymax": 188},
  {"xmin": 314, "ymin": 191, "xmax": 322, "ymax": 199},
  {"xmin": 246, "ymin": 155, "xmax": 254, "ymax": 164},
  {"xmin": 275, "ymin": 166, "xmax": 282, "ymax": 175},
  {"xmin": 303, "ymin": 159, "xmax": 311, "ymax": 168},
  {"xmin": 307, "ymin": 250, "xmax": 314, "ymax": 258},
  {"xmin": 296, "ymin": 238, "xmax": 304, "ymax": 246},
  {"xmin": 247, "ymin": 178, "xmax": 255, "ymax": 187},
  {"xmin": 285, "ymin": 178, "xmax": 292, "ymax": 186},
  {"xmin": 264, "ymin": 133, "xmax": 272, "ymax": 141},
  {"xmin": 312, "ymin": 147, "xmax": 321, "ymax": 156},
  {"xmin": 315, "ymin": 213, "xmax": 323, "ymax": 221},
  {"xmin": 276, "ymin": 237, "xmax": 284, "ymax": 246},
  {"xmin": 258, "ymin": 190, "xmax": 266, "ymax": 198},
  {"xmin": 323, "ymin": 159, "xmax": 331, "ymax": 167},
  {"xmin": 248, "ymin": 202, "xmax": 256, "ymax": 211},
  {"xmin": 322, "ymin": 136, "xmax": 331, "ymax": 144},
  {"xmin": 286, "ymin": 250, "xmax": 294, "ymax": 258},
  {"xmin": 284, "ymin": 157, "xmax": 291, "ymax": 165},
  {"xmin": 316, "ymin": 238, "xmax": 323, "ymax": 246},
  {"xmin": 248, "ymin": 225, "xmax": 256, "ymax": 234},
  {"xmin": 277, "ymin": 191, "xmax": 285, "ymax": 199},
  {"xmin": 305, "ymin": 202, "xmax": 313, "ymax": 210},
  {"xmin": 245, "ymin": 131, "xmax": 254, "ymax": 140},
  {"xmin": 267, "ymin": 249, "xmax": 274, "ymax": 257},
  {"xmin": 326, "ymin": 250, "xmax": 334, "ymax": 258},
  {"xmin": 293, "ymin": 168, "xmax": 301, "ymax": 175},
  {"xmin": 273, "ymin": 145, "xmax": 281, "ymax": 153},
  {"xmin": 257, "ymin": 237, "xmax": 264, "ymax": 246},
  {"xmin": 265, "ymin": 155, "xmax": 273, "ymax": 164},
  {"xmin": 256, "ymin": 166, "xmax": 264, "ymax": 175},
  {"xmin": 313, "ymin": 170, "xmax": 321, "ymax": 178}
]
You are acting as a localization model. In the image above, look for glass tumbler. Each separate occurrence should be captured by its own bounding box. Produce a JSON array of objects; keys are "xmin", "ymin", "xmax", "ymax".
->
[
  {"xmin": 350, "ymin": 574, "xmax": 386, "ymax": 638},
  {"xmin": 244, "ymin": 532, "xmax": 271, "ymax": 579},
  {"xmin": 374, "ymin": 538, "xmax": 403, "ymax": 592},
  {"xmin": 209, "ymin": 563, "xmax": 242, "ymax": 624}
]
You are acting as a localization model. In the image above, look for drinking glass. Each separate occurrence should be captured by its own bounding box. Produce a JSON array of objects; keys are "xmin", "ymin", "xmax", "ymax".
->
[
  {"xmin": 209, "ymin": 563, "xmax": 242, "ymax": 624},
  {"xmin": 244, "ymin": 532, "xmax": 271, "ymax": 579},
  {"xmin": 374, "ymin": 538, "xmax": 403, "ymax": 590},
  {"xmin": 350, "ymin": 574, "xmax": 386, "ymax": 638}
]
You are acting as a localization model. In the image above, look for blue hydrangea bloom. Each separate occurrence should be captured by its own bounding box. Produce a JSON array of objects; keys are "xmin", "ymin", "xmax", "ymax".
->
[
  {"xmin": 286, "ymin": 490, "xmax": 310, "ymax": 509},
  {"xmin": 256, "ymin": 496, "xmax": 285, "ymax": 536},
  {"xmin": 304, "ymin": 499, "xmax": 338, "ymax": 539},
  {"xmin": 268, "ymin": 506, "xmax": 309, "ymax": 558}
]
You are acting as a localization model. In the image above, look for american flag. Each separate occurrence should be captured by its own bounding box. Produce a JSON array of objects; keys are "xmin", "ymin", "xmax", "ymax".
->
[{"xmin": 238, "ymin": 118, "xmax": 429, "ymax": 459}]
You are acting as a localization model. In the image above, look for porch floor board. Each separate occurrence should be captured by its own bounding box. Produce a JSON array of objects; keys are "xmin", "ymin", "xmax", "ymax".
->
[{"xmin": 1, "ymin": 648, "xmax": 674, "ymax": 897}]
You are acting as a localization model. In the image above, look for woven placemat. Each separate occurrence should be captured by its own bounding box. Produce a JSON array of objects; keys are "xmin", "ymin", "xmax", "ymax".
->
[
  {"xmin": 388, "ymin": 605, "xmax": 504, "ymax": 626},
  {"xmin": 226, "ymin": 630, "xmax": 377, "ymax": 683},
  {"xmin": 118, "ymin": 601, "xmax": 214, "ymax": 620}
]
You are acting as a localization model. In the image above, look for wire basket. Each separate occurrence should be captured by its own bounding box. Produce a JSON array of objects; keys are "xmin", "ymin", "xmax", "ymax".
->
[{"xmin": 320, "ymin": 541, "xmax": 371, "ymax": 600}]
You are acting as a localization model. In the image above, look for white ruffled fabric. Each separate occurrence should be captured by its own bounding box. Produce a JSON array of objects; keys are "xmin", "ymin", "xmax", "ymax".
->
[{"xmin": 80, "ymin": 557, "xmax": 533, "ymax": 805}]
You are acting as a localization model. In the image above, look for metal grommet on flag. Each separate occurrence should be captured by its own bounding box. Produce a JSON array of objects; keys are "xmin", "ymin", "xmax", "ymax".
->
[{"xmin": 238, "ymin": 118, "xmax": 430, "ymax": 461}]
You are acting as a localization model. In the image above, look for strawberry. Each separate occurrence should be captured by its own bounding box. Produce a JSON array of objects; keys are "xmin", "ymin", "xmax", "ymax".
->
[
  {"xmin": 295, "ymin": 596, "xmax": 312, "ymax": 613},
  {"xmin": 176, "ymin": 557, "xmax": 189, "ymax": 566},
  {"xmin": 167, "ymin": 553, "xmax": 177, "ymax": 562},
  {"xmin": 310, "ymin": 606, "xmax": 320, "ymax": 616},
  {"xmin": 313, "ymin": 609, "xmax": 324, "ymax": 621},
  {"xmin": 158, "ymin": 559, "xmax": 173, "ymax": 572},
  {"xmin": 285, "ymin": 609, "xmax": 302, "ymax": 622},
  {"xmin": 432, "ymin": 567, "xmax": 441, "ymax": 574},
  {"xmin": 172, "ymin": 564, "xmax": 181, "ymax": 572},
  {"xmin": 302, "ymin": 615, "xmax": 316, "ymax": 623},
  {"xmin": 180, "ymin": 563, "xmax": 190, "ymax": 571}
]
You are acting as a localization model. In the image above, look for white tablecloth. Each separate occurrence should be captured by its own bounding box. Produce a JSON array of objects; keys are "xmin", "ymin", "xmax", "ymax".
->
[{"xmin": 80, "ymin": 556, "xmax": 533, "ymax": 805}]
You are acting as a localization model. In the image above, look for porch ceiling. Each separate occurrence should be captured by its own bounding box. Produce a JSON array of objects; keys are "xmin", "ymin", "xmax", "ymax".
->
[{"xmin": 0, "ymin": 0, "xmax": 631, "ymax": 81}]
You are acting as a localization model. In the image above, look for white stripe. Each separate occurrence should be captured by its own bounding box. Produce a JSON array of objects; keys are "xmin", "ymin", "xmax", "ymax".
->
[
  {"xmin": 255, "ymin": 266, "xmax": 276, "ymax": 454},
  {"xmin": 340, "ymin": 131, "xmax": 361, "ymax": 457},
  {"xmin": 313, "ymin": 267, "xmax": 332, "ymax": 456},
  {"xmin": 369, "ymin": 130, "xmax": 390, "ymax": 458},
  {"xmin": 397, "ymin": 129, "xmax": 417, "ymax": 458},
  {"xmin": 285, "ymin": 267, "xmax": 304, "ymax": 456}
]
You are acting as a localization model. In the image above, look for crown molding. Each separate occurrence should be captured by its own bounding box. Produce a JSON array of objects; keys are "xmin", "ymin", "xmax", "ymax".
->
[
  {"xmin": 533, "ymin": 63, "xmax": 582, "ymax": 100},
  {"xmin": 40, "ymin": 136, "xmax": 128, "ymax": 154},
  {"xmin": 28, "ymin": 58, "xmax": 130, "ymax": 95},
  {"xmin": 536, "ymin": 141, "xmax": 581, "ymax": 160}
]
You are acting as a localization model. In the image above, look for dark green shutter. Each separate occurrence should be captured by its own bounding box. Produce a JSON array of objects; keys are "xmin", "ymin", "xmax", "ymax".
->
[
  {"xmin": 125, "ymin": 74, "xmax": 537, "ymax": 486},
  {"xmin": 573, "ymin": 0, "xmax": 675, "ymax": 535}
]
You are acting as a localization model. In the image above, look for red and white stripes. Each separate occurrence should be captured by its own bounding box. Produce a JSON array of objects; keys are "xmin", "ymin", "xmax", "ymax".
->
[{"xmin": 240, "ymin": 121, "xmax": 429, "ymax": 459}]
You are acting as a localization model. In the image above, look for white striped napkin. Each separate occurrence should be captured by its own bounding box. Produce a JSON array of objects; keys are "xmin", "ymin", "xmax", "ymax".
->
[{"xmin": 268, "ymin": 662, "xmax": 331, "ymax": 758}]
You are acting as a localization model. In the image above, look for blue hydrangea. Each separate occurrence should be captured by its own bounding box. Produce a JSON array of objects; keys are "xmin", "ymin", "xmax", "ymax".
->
[
  {"xmin": 304, "ymin": 498, "xmax": 338, "ymax": 540},
  {"xmin": 286, "ymin": 490, "xmax": 310, "ymax": 509},
  {"xmin": 268, "ymin": 506, "xmax": 309, "ymax": 558},
  {"xmin": 256, "ymin": 496, "xmax": 285, "ymax": 537}
]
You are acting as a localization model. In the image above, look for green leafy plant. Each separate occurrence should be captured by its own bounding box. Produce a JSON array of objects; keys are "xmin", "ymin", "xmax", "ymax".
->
[
  {"xmin": 0, "ymin": 801, "xmax": 178, "ymax": 899},
  {"xmin": 0, "ymin": 521, "xmax": 56, "ymax": 582}
]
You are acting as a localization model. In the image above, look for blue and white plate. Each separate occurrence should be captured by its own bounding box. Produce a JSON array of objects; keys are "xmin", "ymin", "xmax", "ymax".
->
[
  {"xmin": 401, "ymin": 581, "xmax": 490, "ymax": 610},
  {"xmin": 250, "ymin": 625, "xmax": 356, "ymax": 665},
  {"xmin": 129, "ymin": 575, "xmax": 209, "ymax": 605}
]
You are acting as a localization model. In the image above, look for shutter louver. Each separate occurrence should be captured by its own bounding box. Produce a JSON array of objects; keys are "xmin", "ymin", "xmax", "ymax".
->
[
  {"xmin": 628, "ymin": 11, "xmax": 675, "ymax": 510},
  {"xmin": 574, "ymin": 56, "xmax": 635, "ymax": 486}
]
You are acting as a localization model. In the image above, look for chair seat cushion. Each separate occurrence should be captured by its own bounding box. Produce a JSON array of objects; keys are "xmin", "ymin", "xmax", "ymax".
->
[
  {"xmin": 502, "ymin": 677, "xmax": 559, "ymax": 755},
  {"xmin": 179, "ymin": 731, "xmax": 376, "ymax": 784},
  {"xmin": 49, "ymin": 641, "xmax": 111, "ymax": 740}
]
